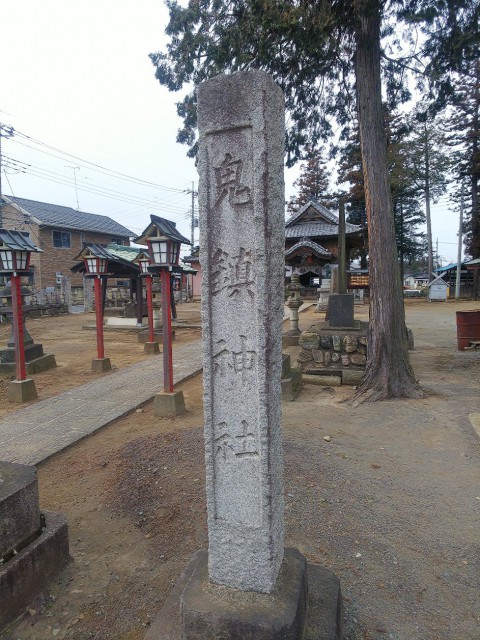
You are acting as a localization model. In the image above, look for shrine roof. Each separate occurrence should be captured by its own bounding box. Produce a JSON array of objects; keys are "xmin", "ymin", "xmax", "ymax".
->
[
  {"xmin": 285, "ymin": 221, "xmax": 360, "ymax": 238},
  {"xmin": 285, "ymin": 238, "xmax": 332, "ymax": 258}
]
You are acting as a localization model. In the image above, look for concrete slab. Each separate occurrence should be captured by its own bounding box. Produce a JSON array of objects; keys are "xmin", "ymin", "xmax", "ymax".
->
[
  {"xmin": 0, "ymin": 461, "xmax": 40, "ymax": 559},
  {"xmin": 0, "ymin": 340, "xmax": 203, "ymax": 466},
  {"xmin": 154, "ymin": 391, "xmax": 186, "ymax": 417},
  {"xmin": 0, "ymin": 510, "xmax": 70, "ymax": 629}
]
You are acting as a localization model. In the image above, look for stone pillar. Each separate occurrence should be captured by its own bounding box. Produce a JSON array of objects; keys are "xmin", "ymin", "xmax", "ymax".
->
[
  {"xmin": 286, "ymin": 273, "xmax": 303, "ymax": 334},
  {"xmin": 198, "ymin": 70, "xmax": 285, "ymax": 593}
]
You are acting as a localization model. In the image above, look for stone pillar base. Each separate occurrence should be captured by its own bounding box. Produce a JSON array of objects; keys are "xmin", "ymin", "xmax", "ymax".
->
[
  {"xmin": 144, "ymin": 341, "xmax": 160, "ymax": 354},
  {"xmin": 144, "ymin": 549, "xmax": 342, "ymax": 640},
  {"xmin": 91, "ymin": 357, "xmax": 112, "ymax": 373},
  {"xmin": 7, "ymin": 378, "xmax": 37, "ymax": 403},
  {"xmin": 154, "ymin": 390, "xmax": 186, "ymax": 418}
]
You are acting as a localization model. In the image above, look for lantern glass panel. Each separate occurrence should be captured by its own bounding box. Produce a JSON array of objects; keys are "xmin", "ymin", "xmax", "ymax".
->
[
  {"xmin": 170, "ymin": 242, "xmax": 180, "ymax": 265},
  {"xmin": 85, "ymin": 257, "xmax": 97, "ymax": 273},
  {"xmin": 98, "ymin": 258, "xmax": 108, "ymax": 274},
  {"xmin": 150, "ymin": 239, "xmax": 168, "ymax": 265},
  {"xmin": 139, "ymin": 259, "xmax": 150, "ymax": 274},
  {"xmin": 0, "ymin": 249, "xmax": 14, "ymax": 271},
  {"xmin": 15, "ymin": 251, "xmax": 29, "ymax": 270}
]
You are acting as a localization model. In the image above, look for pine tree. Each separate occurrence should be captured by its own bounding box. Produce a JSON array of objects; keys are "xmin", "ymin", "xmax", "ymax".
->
[{"xmin": 287, "ymin": 150, "xmax": 332, "ymax": 215}]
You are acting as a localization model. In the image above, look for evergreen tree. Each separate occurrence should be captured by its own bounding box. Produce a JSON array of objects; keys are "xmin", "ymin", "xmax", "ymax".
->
[
  {"xmin": 408, "ymin": 105, "xmax": 451, "ymax": 281},
  {"xmin": 286, "ymin": 149, "xmax": 332, "ymax": 215},
  {"xmin": 448, "ymin": 61, "xmax": 480, "ymax": 261},
  {"xmin": 151, "ymin": 0, "xmax": 478, "ymax": 401}
]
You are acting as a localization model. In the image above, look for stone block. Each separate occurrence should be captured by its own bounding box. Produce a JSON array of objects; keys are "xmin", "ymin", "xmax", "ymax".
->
[
  {"xmin": 341, "ymin": 355, "xmax": 350, "ymax": 366},
  {"xmin": 7, "ymin": 379, "xmax": 37, "ymax": 403},
  {"xmin": 327, "ymin": 293, "xmax": 355, "ymax": 327},
  {"xmin": 342, "ymin": 370, "xmax": 364, "ymax": 385},
  {"xmin": 0, "ymin": 462, "xmax": 40, "ymax": 559},
  {"xmin": 282, "ymin": 369, "xmax": 303, "ymax": 402},
  {"xmin": 343, "ymin": 336, "xmax": 358, "ymax": 353},
  {"xmin": 312, "ymin": 349, "xmax": 324, "ymax": 364},
  {"xmin": 144, "ymin": 341, "xmax": 160, "ymax": 355},
  {"xmin": 320, "ymin": 335, "xmax": 332, "ymax": 349},
  {"xmin": 332, "ymin": 336, "xmax": 342, "ymax": 352},
  {"xmin": 331, "ymin": 352, "xmax": 340, "ymax": 363},
  {"xmin": 358, "ymin": 336, "xmax": 368, "ymax": 346},
  {"xmin": 154, "ymin": 391, "xmax": 186, "ymax": 417},
  {"xmin": 350, "ymin": 353, "xmax": 367, "ymax": 366},
  {"xmin": 299, "ymin": 332, "xmax": 320, "ymax": 350},
  {"xmin": 282, "ymin": 354, "xmax": 292, "ymax": 378},
  {"xmin": 0, "ymin": 510, "xmax": 70, "ymax": 629},
  {"xmin": 303, "ymin": 374, "xmax": 342, "ymax": 387},
  {"xmin": 144, "ymin": 551, "xmax": 342, "ymax": 640},
  {"xmin": 324, "ymin": 352, "xmax": 332, "ymax": 366},
  {"xmin": 26, "ymin": 353, "xmax": 57, "ymax": 374},
  {"xmin": 91, "ymin": 357, "xmax": 112, "ymax": 373},
  {"xmin": 297, "ymin": 349, "xmax": 314, "ymax": 363},
  {"xmin": 282, "ymin": 335, "xmax": 301, "ymax": 348}
]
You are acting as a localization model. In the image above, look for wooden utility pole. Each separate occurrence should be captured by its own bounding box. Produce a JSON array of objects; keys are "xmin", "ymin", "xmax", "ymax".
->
[
  {"xmin": 338, "ymin": 197, "xmax": 347, "ymax": 294},
  {"xmin": 455, "ymin": 185, "xmax": 464, "ymax": 300}
]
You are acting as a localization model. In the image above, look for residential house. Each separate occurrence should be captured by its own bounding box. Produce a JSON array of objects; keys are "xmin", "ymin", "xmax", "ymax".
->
[{"xmin": 1, "ymin": 196, "xmax": 133, "ymax": 294}]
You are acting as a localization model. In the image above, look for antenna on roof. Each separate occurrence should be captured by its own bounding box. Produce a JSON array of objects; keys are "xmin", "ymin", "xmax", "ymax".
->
[{"xmin": 66, "ymin": 165, "xmax": 81, "ymax": 211}]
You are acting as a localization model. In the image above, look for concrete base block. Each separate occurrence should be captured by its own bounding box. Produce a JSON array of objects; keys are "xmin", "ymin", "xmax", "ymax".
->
[
  {"xmin": 282, "ymin": 368, "xmax": 303, "ymax": 401},
  {"xmin": 91, "ymin": 357, "xmax": 112, "ymax": 373},
  {"xmin": 7, "ymin": 378, "xmax": 37, "ymax": 403},
  {"xmin": 303, "ymin": 374, "xmax": 342, "ymax": 387},
  {"xmin": 26, "ymin": 353, "xmax": 57, "ymax": 375},
  {"xmin": 0, "ymin": 510, "xmax": 70, "ymax": 629},
  {"xmin": 137, "ymin": 329, "xmax": 175, "ymax": 344},
  {"xmin": 282, "ymin": 335, "xmax": 300, "ymax": 348},
  {"xmin": 154, "ymin": 390, "xmax": 186, "ymax": 417},
  {"xmin": 341, "ymin": 369, "xmax": 364, "ymax": 386},
  {"xmin": 145, "ymin": 549, "xmax": 342, "ymax": 640},
  {"xmin": 0, "ymin": 461, "xmax": 40, "ymax": 559},
  {"xmin": 144, "ymin": 341, "xmax": 160, "ymax": 354}
]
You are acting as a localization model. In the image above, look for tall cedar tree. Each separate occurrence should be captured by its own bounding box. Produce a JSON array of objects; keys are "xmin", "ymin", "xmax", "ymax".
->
[
  {"xmin": 152, "ymin": 0, "xmax": 478, "ymax": 401},
  {"xmin": 385, "ymin": 109, "xmax": 426, "ymax": 283},
  {"xmin": 408, "ymin": 106, "xmax": 450, "ymax": 281},
  {"xmin": 286, "ymin": 150, "xmax": 333, "ymax": 215},
  {"xmin": 449, "ymin": 62, "xmax": 480, "ymax": 261}
]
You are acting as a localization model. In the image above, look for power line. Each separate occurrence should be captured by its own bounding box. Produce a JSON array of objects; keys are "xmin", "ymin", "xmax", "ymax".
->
[{"xmin": 9, "ymin": 127, "xmax": 191, "ymax": 194}]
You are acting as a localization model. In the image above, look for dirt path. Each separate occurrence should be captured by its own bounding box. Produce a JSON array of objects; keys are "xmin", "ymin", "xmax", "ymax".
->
[{"xmin": 1, "ymin": 300, "xmax": 479, "ymax": 640}]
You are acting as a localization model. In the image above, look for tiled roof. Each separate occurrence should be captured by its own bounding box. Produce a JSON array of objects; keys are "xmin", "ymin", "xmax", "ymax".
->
[
  {"xmin": 3, "ymin": 195, "xmax": 133, "ymax": 237},
  {"xmin": 286, "ymin": 199, "xmax": 339, "ymax": 227},
  {"xmin": 285, "ymin": 238, "xmax": 332, "ymax": 258},
  {"xmin": 135, "ymin": 214, "xmax": 191, "ymax": 246},
  {"xmin": 0, "ymin": 228, "xmax": 43, "ymax": 253},
  {"xmin": 285, "ymin": 221, "xmax": 360, "ymax": 238}
]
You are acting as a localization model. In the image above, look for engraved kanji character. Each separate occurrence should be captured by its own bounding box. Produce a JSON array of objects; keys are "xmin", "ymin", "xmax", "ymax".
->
[{"xmin": 214, "ymin": 153, "xmax": 252, "ymax": 207}]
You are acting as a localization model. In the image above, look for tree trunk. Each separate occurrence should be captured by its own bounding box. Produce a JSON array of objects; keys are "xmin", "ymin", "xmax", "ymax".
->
[
  {"xmin": 424, "ymin": 126, "xmax": 434, "ymax": 281},
  {"xmin": 352, "ymin": 0, "xmax": 424, "ymax": 402}
]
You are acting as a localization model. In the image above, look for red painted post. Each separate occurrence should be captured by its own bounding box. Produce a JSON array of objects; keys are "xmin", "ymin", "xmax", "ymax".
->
[
  {"xmin": 11, "ymin": 274, "xmax": 27, "ymax": 381},
  {"xmin": 94, "ymin": 276, "xmax": 105, "ymax": 359},
  {"xmin": 146, "ymin": 275, "xmax": 155, "ymax": 343},
  {"xmin": 160, "ymin": 269, "xmax": 173, "ymax": 393}
]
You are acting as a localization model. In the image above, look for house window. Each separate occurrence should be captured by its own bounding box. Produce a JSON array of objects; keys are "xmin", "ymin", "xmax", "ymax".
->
[
  {"xmin": 111, "ymin": 237, "xmax": 124, "ymax": 245},
  {"xmin": 53, "ymin": 230, "xmax": 71, "ymax": 248}
]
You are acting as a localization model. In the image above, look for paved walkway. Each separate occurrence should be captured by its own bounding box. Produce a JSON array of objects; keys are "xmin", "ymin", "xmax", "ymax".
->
[
  {"xmin": 0, "ymin": 303, "xmax": 315, "ymax": 468},
  {"xmin": 0, "ymin": 340, "xmax": 203, "ymax": 467}
]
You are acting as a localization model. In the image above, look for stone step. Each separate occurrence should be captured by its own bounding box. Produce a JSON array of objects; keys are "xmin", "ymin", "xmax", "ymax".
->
[{"xmin": 0, "ymin": 461, "xmax": 41, "ymax": 560}]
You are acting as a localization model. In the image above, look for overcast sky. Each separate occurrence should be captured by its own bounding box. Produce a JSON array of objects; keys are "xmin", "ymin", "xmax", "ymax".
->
[{"xmin": 1, "ymin": 0, "xmax": 462, "ymax": 263}]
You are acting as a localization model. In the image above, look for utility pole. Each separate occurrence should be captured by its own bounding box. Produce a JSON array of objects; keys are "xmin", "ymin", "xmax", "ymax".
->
[
  {"xmin": 191, "ymin": 181, "xmax": 195, "ymax": 247},
  {"xmin": 455, "ymin": 184, "xmax": 464, "ymax": 300},
  {"xmin": 0, "ymin": 124, "xmax": 15, "ymax": 227}
]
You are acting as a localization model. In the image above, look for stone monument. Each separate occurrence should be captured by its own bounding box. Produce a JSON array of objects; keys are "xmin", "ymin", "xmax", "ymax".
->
[{"xmin": 145, "ymin": 70, "xmax": 342, "ymax": 640}]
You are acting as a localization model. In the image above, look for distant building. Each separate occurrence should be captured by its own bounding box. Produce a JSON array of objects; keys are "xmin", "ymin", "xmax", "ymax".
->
[{"xmin": 0, "ymin": 195, "xmax": 133, "ymax": 291}]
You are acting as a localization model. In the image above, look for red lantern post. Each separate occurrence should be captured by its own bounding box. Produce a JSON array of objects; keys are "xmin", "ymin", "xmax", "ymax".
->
[
  {"xmin": 11, "ymin": 273, "xmax": 27, "ymax": 381},
  {"xmin": 146, "ymin": 274, "xmax": 156, "ymax": 345},
  {"xmin": 160, "ymin": 268, "xmax": 173, "ymax": 393},
  {"xmin": 93, "ymin": 275, "xmax": 105, "ymax": 360}
]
